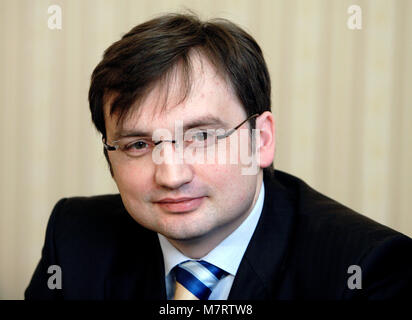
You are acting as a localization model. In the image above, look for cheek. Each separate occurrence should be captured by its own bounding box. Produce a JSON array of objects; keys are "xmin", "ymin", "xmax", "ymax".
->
[
  {"xmin": 112, "ymin": 161, "xmax": 154, "ymax": 200},
  {"xmin": 197, "ymin": 163, "xmax": 250, "ymax": 196},
  {"xmin": 197, "ymin": 163, "xmax": 230, "ymax": 184}
]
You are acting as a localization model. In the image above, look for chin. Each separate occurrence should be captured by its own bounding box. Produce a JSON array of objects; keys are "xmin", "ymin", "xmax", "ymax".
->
[{"xmin": 159, "ymin": 223, "xmax": 214, "ymax": 242}]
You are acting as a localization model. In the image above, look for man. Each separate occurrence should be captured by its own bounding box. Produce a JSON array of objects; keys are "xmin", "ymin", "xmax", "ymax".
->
[{"xmin": 25, "ymin": 13, "xmax": 412, "ymax": 300}]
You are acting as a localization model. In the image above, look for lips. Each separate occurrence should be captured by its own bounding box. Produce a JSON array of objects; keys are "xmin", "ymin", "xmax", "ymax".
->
[{"xmin": 155, "ymin": 197, "xmax": 205, "ymax": 213}]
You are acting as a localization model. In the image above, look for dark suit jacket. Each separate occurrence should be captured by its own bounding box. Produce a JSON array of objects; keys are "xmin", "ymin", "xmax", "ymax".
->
[{"xmin": 25, "ymin": 170, "xmax": 412, "ymax": 300}]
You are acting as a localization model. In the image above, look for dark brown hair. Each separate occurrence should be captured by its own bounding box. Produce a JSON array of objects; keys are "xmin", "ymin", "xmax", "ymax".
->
[{"xmin": 88, "ymin": 13, "xmax": 273, "ymax": 178}]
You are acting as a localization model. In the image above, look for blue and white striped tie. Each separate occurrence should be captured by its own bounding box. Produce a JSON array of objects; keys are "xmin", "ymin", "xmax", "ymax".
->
[{"xmin": 173, "ymin": 260, "xmax": 228, "ymax": 300}]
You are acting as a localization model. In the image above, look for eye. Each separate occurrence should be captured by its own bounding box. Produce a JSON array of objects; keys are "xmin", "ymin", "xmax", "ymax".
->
[
  {"xmin": 187, "ymin": 130, "xmax": 217, "ymax": 149},
  {"xmin": 193, "ymin": 131, "xmax": 209, "ymax": 141},
  {"xmin": 121, "ymin": 139, "xmax": 153, "ymax": 155},
  {"xmin": 127, "ymin": 140, "xmax": 150, "ymax": 150}
]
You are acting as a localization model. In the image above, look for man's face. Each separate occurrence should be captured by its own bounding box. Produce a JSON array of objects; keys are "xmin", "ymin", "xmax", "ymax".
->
[{"xmin": 103, "ymin": 55, "xmax": 263, "ymax": 250}]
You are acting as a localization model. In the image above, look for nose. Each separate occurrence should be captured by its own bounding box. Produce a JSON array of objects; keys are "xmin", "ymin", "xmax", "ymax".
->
[{"xmin": 154, "ymin": 143, "xmax": 194, "ymax": 189}]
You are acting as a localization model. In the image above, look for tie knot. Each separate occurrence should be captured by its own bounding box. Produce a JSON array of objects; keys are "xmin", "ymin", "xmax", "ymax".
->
[{"xmin": 173, "ymin": 260, "xmax": 228, "ymax": 300}]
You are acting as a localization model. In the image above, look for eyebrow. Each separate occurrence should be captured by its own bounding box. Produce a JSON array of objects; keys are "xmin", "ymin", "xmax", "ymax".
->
[{"xmin": 113, "ymin": 115, "xmax": 228, "ymax": 140}]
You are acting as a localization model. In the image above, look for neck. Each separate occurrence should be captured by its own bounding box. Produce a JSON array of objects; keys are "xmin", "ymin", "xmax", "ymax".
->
[{"xmin": 167, "ymin": 172, "xmax": 263, "ymax": 259}]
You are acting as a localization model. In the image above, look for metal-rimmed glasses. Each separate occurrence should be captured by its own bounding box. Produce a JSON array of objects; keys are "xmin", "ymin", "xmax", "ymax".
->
[{"xmin": 102, "ymin": 113, "xmax": 259, "ymax": 158}]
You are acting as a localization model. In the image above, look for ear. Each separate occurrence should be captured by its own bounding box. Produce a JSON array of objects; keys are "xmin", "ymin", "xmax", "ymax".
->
[{"xmin": 255, "ymin": 111, "xmax": 275, "ymax": 169}]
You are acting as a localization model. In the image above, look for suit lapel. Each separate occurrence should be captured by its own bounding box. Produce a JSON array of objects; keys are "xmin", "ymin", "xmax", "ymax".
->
[
  {"xmin": 228, "ymin": 176, "xmax": 296, "ymax": 299},
  {"xmin": 104, "ymin": 250, "xmax": 166, "ymax": 300},
  {"xmin": 104, "ymin": 209, "xmax": 167, "ymax": 300}
]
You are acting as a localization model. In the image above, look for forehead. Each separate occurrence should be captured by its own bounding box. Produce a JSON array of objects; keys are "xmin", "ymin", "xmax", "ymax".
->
[{"xmin": 103, "ymin": 53, "xmax": 246, "ymax": 136}]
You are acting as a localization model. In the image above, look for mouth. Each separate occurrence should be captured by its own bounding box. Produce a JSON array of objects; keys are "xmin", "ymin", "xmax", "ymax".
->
[{"xmin": 154, "ymin": 197, "xmax": 205, "ymax": 213}]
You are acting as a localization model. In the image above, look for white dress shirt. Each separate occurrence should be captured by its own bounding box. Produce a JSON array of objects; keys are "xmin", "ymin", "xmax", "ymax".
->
[{"xmin": 158, "ymin": 181, "xmax": 265, "ymax": 300}]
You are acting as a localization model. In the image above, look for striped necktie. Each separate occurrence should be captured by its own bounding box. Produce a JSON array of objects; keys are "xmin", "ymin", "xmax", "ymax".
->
[{"xmin": 173, "ymin": 260, "xmax": 228, "ymax": 300}]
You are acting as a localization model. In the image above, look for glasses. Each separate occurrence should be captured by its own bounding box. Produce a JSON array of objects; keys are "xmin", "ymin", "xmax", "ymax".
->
[{"xmin": 103, "ymin": 113, "xmax": 259, "ymax": 158}]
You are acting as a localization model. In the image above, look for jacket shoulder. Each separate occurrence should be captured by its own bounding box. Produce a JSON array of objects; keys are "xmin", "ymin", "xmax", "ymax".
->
[
  {"xmin": 50, "ymin": 194, "xmax": 150, "ymax": 244},
  {"xmin": 270, "ymin": 170, "xmax": 412, "ymax": 299},
  {"xmin": 272, "ymin": 170, "xmax": 406, "ymax": 249},
  {"xmin": 25, "ymin": 194, "xmax": 157, "ymax": 300}
]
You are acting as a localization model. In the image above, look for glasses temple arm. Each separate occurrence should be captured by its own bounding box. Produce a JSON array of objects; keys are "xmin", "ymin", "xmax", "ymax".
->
[{"xmin": 217, "ymin": 113, "xmax": 259, "ymax": 139}]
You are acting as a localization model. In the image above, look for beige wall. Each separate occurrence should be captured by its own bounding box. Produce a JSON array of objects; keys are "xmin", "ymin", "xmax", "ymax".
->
[{"xmin": 1, "ymin": 0, "xmax": 411, "ymax": 299}]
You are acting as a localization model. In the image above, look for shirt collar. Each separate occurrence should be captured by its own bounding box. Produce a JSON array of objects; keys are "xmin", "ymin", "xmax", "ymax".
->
[{"xmin": 158, "ymin": 180, "xmax": 265, "ymax": 277}]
